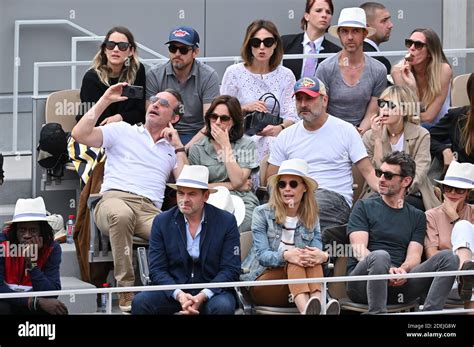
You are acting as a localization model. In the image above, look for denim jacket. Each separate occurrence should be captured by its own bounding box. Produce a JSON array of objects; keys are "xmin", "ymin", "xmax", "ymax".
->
[{"xmin": 240, "ymin": 204, "xmax": 322, "ymax": 282}]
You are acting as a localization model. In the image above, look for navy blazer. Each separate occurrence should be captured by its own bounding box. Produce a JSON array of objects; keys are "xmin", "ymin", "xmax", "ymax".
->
[
  {"xmin": 282, "ymin": 32, "xmax": 341, "ymax": 80},
  {"xmin": 363, "ymin": 41, "xmax": 392, "ymax": 75},
  {"xmin": 149, "ymin": 203, "xmax": 241, "ymax": 299}
]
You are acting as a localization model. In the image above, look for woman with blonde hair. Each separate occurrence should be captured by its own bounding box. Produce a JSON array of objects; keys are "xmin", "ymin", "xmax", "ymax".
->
[
  {"xmin": 361, "ymin": 85, "xmax": 440, "ymax": 210},
  {"xmin": 77, "ymin": 26, "xmax": 146, "ymax": 125},
  {"xmin": 241, "ymin": 159, "xmax": 339, "ymax": 314},
  {"xmin": 392, "ymin": 28, "xmax": 452, "ymax": 128},
  {"xmin": 71, "ymin": 26, "xmax": 146, "ymax": 185}
]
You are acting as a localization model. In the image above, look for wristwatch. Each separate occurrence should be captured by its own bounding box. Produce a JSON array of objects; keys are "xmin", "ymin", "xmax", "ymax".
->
[{"xmin": 174, "ymin": 147, "xmax": 186, "ymax": 154}]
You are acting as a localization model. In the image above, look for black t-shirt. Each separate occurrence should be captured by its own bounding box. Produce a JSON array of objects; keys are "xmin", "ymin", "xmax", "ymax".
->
[
  {"xmin": 77, "ymin": 63, "xmax": 146, "ymax": 126},
  {"xmin": 347, "ymin": 196, "xmax": 426, "ymax": 274}
]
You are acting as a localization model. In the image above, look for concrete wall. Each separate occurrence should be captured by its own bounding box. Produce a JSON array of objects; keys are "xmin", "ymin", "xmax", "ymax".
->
[{"xmin": 0, "ymin": 0, "xmax": 464, "ymax": 153}]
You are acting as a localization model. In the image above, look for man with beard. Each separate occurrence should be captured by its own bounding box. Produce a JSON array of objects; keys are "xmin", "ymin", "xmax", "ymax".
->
[
  {"xmin": 346, "ymin": 151, "xmax": 458, "ymax": 314},
  {"xmin": 315, "ymin": 7, "xmax": 386, "ymax": 133},
  {"xmin": 146, "ymin": 26, "xmax": 220, "ymax": 148},
  {"xmin": 72, "ymin": 83, "xmax": 188, "ymax": 312},
  {"xmin": 131, "ymin": 165, "xmax": 240, "ymax": 315},
  {"xmin": 360, "ymin": 2, "xmax": 394, "ymax": 74},
  {"xmin": 267, "ymin": 76, "xmax": 379, "ymax": 233}
]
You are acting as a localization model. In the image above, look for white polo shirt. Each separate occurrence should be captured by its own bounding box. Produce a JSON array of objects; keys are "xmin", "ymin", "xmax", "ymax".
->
[{"xmin": 100, "ymin": 122, "xmax": 177, "ymax": 209}]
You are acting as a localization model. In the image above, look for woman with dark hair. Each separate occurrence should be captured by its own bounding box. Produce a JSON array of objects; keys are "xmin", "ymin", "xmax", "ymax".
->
[
  {"xmin": 220, "ymin": 20, "xmax": 299, "ymax": 177},
  {"xmin": 392, "ymin": 28, "xmax": 452, "ymax": 128},
  {"xmin": 429, "ymin": 73, "xmax": 474, "ymax": 172},
  {"xmin": 0, "ymin": 197, "xmax": 67, "ymax": 315},
  {"xmin": 188, "ymin": 95, "xmax": 259, "ymax": 232},
  {"xmin": 282, "ymin": 0, "xmax": 341, "ymax": 80},
  {"xmin": 77, "ymin": 26, "xmax": 146, "ymax": 125},
  {"xmin": 241, "ymin": 159, "xmax": 339, "ymax": 314}
]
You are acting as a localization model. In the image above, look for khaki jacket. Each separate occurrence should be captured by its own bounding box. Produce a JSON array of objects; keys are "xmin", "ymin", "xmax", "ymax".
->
[{"xmin": 361, "ymin": 122, "xmax": 440, "ymax": 210}]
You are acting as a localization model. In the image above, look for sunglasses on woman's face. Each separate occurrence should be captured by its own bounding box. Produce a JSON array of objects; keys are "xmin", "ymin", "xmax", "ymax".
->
[
  {"xmin": 377, "ymin": 99, "xmax": 397, "ymax": 109},
  {"xmin": 374, "ymin": 169, "xmax": 404, "ymax": 180},
  {"xmin": 168, "ymin": 44, "xmax": 193, "ymax": 55},
  {"xmin": 443, "ymin": 185, "xmax": 467, "ymax": 195},
  {"xmin": 405, "ymin": 39, "xmax": 426, "ymax": 50},
  {"xmin": 278, "ymin": 180, "xmax": 299, "ymax": 189},
  {"xmin": 249, "ymin": 37, "xmax": 276, "ymax": 48},
  {"xmin": 208, "ymin": 113, "xmax": 232, "ymax": 122},
  {"xmin": 104, "ymin": 41, "xmax": 131, "ymax": 51}
]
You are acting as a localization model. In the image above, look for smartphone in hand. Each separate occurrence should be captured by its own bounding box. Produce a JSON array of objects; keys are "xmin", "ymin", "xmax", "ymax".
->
[{"xmin": 121, "ymin": 85, "xmax": 144, "ymax": 99}]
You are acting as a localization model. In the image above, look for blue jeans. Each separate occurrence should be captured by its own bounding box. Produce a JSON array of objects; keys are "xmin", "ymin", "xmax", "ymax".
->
[{"xmin": 131, "ymin": 290, "xmax": 236, "ymax": 315}]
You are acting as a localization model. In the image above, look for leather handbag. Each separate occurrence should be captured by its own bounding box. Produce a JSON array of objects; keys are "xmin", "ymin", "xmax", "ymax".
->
[{"xmin": 244, "ymin": 93, "xmax": 282, "ymax": 136}]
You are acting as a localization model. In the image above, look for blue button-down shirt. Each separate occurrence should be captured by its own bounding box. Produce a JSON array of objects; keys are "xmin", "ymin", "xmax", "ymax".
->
[{"xmin": 173, "ymin": 212, "xmax": 214, "ymax": 301}]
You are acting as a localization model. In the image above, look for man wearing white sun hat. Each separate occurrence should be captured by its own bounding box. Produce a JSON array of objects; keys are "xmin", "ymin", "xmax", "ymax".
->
[
  {"xmin": 425, "ymin": 161, "xmax": 474, "ymax": 309},
  {"xmin": 316, "ymin": 6, "xmax": 386, "ymax": 132},
  {"xmin": 132, "ymin": 165, "xmax": 240, "ymax": 315}
]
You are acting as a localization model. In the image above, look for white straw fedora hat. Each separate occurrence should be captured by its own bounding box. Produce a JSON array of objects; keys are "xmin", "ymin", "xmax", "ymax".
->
[
  {"xmin": 207, "ymin": 186, "xmax": 246, "ymax": 227},
  {"xmin": 328, "ymin": 7, "xmax": 376, "ymax": 38},
  {"xmin": 435, "ymin": 161, "xmax": 474, "ymax": 189},
  {"xmin": 7, "ymin": 197, "xmax": 49, "ymax": 224},
  {"xmin": 167, "ymin": 165, "xmax": 217, "ymax": 193},
  {"xmin": 268, "ymin": 158, "xmax": 318, "ymax": 193}
]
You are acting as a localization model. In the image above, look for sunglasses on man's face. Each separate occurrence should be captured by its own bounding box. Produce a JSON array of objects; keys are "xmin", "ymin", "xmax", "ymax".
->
[
  {"xmin": 405, "ymin": 39, "xmax": 426, "ymax": 50},
  {"xmin": 249, "ymin": 37, "xmax": 276, "ymax": 48},
  {"xmin": 278, "ymin": 180, "xmax": 299, "ymax": 189},
  {"xmin": 208, "ymin": 113, "xmax": 232, "ymax": 122},
  {"xmin": 377, "ymin": 99, "xmax": 397, "ymax": 109},
  {"xmin": 443, "ymin": 185, "xmax": 467, "ymax": 195},
  {"xmin": 375, "ymin": 169, "xmax": 404, "ymax": 180},
  {"xmin": 168, "ymin": 44, "xmax": 193, "ymax": 55},
  {"xmin": 149, "ymin": 96, "xmax": 171, "ymax": 108},
  {"xmin": 104, "ymin": 41, "xmax": 131, "ymax": 51}
]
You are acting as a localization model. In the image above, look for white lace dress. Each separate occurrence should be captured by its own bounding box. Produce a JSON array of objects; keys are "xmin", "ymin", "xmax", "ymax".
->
[{"xmin": 220, "ymin": 63, "xmax": 299, "ymax": 186}]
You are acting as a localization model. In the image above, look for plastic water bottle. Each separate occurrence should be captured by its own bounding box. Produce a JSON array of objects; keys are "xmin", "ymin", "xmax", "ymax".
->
[
  {"xmin": 100, "ymin": 283, "xmax": 110, "ymax": 313},
  {"xmin": 66, "ymin": 215, "xmax": 75, "ymax": 244}
]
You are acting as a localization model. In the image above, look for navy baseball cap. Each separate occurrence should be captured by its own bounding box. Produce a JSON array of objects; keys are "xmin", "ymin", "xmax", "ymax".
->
[
  {"xmin": 293, "ymin": 77, "xmax": 327, "ymax": 98},
  {"xmin": 165, "ymin": 26, "xmax": 200, "ymax": 47}
]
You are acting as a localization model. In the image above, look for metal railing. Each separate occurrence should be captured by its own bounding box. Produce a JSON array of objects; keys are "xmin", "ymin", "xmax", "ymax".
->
[
  {"xmin": 12, "ymin": 19, "xmax": 166, "ymax": 154},
  {"xmin": 1, "ymin": 269, "xmax": 473, "ymax": 315}
]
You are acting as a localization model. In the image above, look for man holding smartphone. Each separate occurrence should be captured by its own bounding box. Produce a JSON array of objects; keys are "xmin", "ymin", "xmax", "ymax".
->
[
  {"xmin": 146, "ymin": 26, "xmax": 220, "ymax": 149},
  {"xmin": 72, "ymin": 83, "xmax": 188, "ymax": 312}
]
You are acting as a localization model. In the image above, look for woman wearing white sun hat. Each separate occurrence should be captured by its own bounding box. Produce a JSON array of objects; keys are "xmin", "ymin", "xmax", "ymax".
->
[
  {"xmin": 425, "ymin": 161, "xmax": 474, "ymax": 311},
  {"xmin": 241, "ymin": 158, "xmax": 340, "ymax": 315}
]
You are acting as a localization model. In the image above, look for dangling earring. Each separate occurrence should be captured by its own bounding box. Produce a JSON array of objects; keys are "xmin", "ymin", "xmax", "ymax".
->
[{"xmin": 124, "ymin": 56, "xmax": 130, "ymax": 67}]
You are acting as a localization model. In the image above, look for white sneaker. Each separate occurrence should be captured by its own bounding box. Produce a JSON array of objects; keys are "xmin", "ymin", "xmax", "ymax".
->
[
  {"xmin": 325, "ymin": 299, "xmax": 340, "ymax": 315},
  {"xmin": 303, "ymin": 296, "xmax": 321, "ymax": 315}
]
